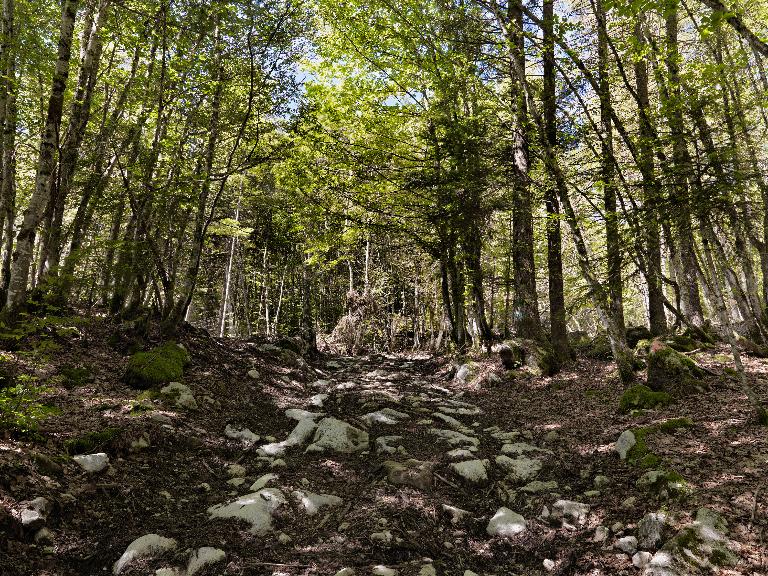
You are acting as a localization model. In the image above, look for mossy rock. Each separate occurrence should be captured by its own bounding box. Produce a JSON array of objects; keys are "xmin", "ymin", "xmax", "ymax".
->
[
  {"xmin": 582, "ymin": 333, "xmax": 613, "ymax": 360},
  {"xmin": 499, "ymin": 338, "xmax": 558, "ymax": 376},
  {"xmin": 64, "ymin": 427, "xmax": 122, "ymax": 455},
  {"xmin": 619, "ymin": 384, "xmax": 671, "ymax": 414},
  {"xmin": 659, "ymin": 508, "xmax": 737, "ymax": 570},
  {"xmin": 124, "ymin": 341, "xmax": 190, "ymax": 390},
  {"xmin": 636, "ymin": 468, "xmax": 691, "ymax": 499},
  {"xmin": 647, "ymin": 340, "xmax": 707, "ymax": 394},
  {"xmin": 626, "ymin": 418, "xmax": 693, "ymax": 467}
]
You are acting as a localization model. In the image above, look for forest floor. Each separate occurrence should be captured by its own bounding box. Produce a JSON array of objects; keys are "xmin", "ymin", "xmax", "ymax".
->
[{"xmin": 1, "ymin": 316, "xmax": 768, "ymax": 576}]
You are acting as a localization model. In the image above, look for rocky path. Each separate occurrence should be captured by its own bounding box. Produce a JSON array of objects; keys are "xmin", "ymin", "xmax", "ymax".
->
[{"xmin": 4, "ymin": 336, "xmax": 758, "ymax": 576}]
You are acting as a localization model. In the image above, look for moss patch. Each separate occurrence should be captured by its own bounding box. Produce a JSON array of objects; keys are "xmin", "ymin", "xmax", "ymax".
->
[
  {"xmin": 619, "ymin": 384, "xmax": 671, "ymax": 414},
  {"xmin": 64, "ymin": 427, "xmax": 122, "ymax": 455},
  {"xmin": 647, "ymin": 341, "xmax": 707, "ymax": 394},
  {"xmin": 626, "ymin": 418, "xmax": 693, "ymax": 467},
  {"xmin": 60, "ymin": 366, "xmax": 94, "ymax": 388},
  {"xmin": 124, "ymin": 341, "xmax": 189, "ymax": 389}
]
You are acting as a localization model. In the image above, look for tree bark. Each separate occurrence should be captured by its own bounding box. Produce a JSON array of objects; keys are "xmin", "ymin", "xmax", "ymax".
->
[{"xmin": 5, "ymin": 0, "xmax": 78, "ymax": 313}]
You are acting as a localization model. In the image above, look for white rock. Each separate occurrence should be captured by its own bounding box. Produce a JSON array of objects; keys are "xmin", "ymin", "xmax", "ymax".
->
[
  {"xmin": 155, "ymin": 569, "xmax": 182, "ymax": 576},
  {"xmin": 362, "ymin": 408, "xmax": 410, "ymax": 426},
  {"xmin": 495, "ymin": 455, "xmax": 542, "ymax": 482},
  {"xmin": 543, "ymin": 558, "xmax": 556, "ymax": 571},
  {"xmin": 161, "ymin": 382, "xmax": 198, "ymax": 410},
  {"xmin": 73, "ymin": 453, "xmax": 109, "ymax": 473},
  {"xmin": 500, "ymin": 442, "xmax": 548, "ymax": 456},
  {"xmin": 113, "ymin": 534, "xmax": 178, "ymax": 575},
  {"xmin": 306, "ymin": 417, "xmax": 369, "ymax": 453},
  {"xmin": 225, "ymin": 424, "xmax": 260, "ymax": 445},
  {"xmin": 463, "ymin": 572, "xmax": 479, "ymax": 576},
  {"xmin": 334, "ymin": 569, "xmax": 355, "ymax": 576},
  {"xmin": 447, "ymin": 448, "xmax": 477, "ymax": 459},
  {"xmin": 370, "ymin": 530, "xmax": 393, "ymax": 543},
  {"xmin": 309, "ymin": 393, "xmax": 329, "ymax": 407},
  {"xmin": 207, "ymin": 488, "xmax": 286, "ymax": 534},
  {"xmin": 285, "ymin": 408, "xmax": 324, "ymax": 421},
  {"xmin": 292, "ymin": 490, "xmax": 343, "ymax": 515},
  {"xmin": 375, "ymin": 436, "xmax": 403, "ymax": 454},
  {"xmin": 429, "ymin": 428, "xmax": 479, "ymax": 448},
  {"xmin": 372, "ymin": 566, "xmax": 397, "ymax": 576},
  {"xmin": 260, "ymin": 418, "xmax": 317, "ymax": 456},
  {"xmin": 187, "ymin": 547, "xmax": 226, "ymax": 575},
  {"xmin": 418, "ymin": 564, "xmax": 436, "ymax": 576},
  {"xmin": 250, "ymin": 473, "xmax": 279, "ymax": 491},
  {"xmin": 638, "ymin": 512, "xmax": 667, "ymax": 549},
  {"xmin": 552, "ymin": 500, "xmax": 590, "ymax": 525},
  {"xmin": 450, "ymin": 459, "xmax": 489, "ymax": 484},
  {"xmin": 432, "ymin": 412, "xmax": 472, "ymax": 433},
  {"xmin": 227, "ymin": 463, "xmax": 246, "ymax": 478},
  {"xmin": 487, "ymin": 507, "xmax": 527, "ymax": 537},
  {"xmin": 20, "ymin": 497, "xmax": 51, "ymax": 528},
  {"xmin": 247, "ymin": 369, "xmax": 260, "ymax": 379},
  {"xmin": 442, "ymin": 504, "xmax": 469, "ymax": 525},
  {"xmin": 594, "ymin": 525, "xmax": 609, "ymax": 543},
  {"xmin": 615, "ymin": 430, "xmax": 636, "ymax": 460},
  {"xmin": 615, "ymin": 535, "xmax": 638, "ymax": 555},
  {"xmin": 632, "ymin": 551, "xmax": 652, "ymax": 568}
]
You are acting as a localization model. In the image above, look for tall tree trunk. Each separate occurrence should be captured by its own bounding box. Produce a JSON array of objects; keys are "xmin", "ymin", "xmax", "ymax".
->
[
  {"xmin": 5, "ymin": 0, "xmax": 78, "ymax": 313},
  {"xmin": 542, "ymin": 0, "xmax": 571, "ymax": 362},
  {"xmin": 595, "ymin": 0, "xmax": 625, "ymax": 339},
  {"xmin": 42, "ymin": 0, "xmax": 108, "ymax": 279},
  {"xmin": 509, "ymin": 0, "xmax": 541, "ymax": 340},
  {"xmin": 634, "ymin": 12, "xmax": 666, "ymax": 335},
  {"xmin": 664, "ymin": 1, "xmax": 704, "ymax": 327},
  {"xmin": 0, "ymin": 0, "xmax": 16, "ymax": 304}
]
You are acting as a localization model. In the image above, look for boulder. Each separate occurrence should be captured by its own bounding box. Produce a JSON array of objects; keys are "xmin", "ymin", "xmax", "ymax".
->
[
  {"xmin": 224, "ymin": 424, "xmax": 260, "ymax": 445},
  {"xmin": 496, "ymin": 339, "xmax": 557, "ymax": 375},
  {"xmin": 207, "ymin": 488, "xmax": 286, "ymax": 534},
  {"xmin": 619, "ymin": 384, "xmax": 671, "ymax": 414},
  {"xmin": 615, "ymin": 535, "xmax": 638, "ymax": 555},
  {"xmin": 449, "ymin": 459, "xmax": 489, "ymax": 484},
  {"xmin": 73, "ymin": 453, "xmax": 109, "ymax": 473},
  {"xmin": 644, "ymin": 508, "xmax": 737, "ymax": 575},
  {"xmin": 292, "ymin": 490, "xmax": 343, "ymax": 515},
  {"xmin": 124, "ymin": 342, "xmax": 189, "ymax": 390},
  {"xmin": 19, "ymin": 497, "xmax": 51, "ymax": 530},
  {"xmin": 260, "ymin": 418, "xmax": 317, "ymax": 456},
  {"xmin": 626, "ymin": 326, "xmax": 653, "ymax": 349},
  {"xmin": 638, "ymin": 512, "xmax": 667, "ymax": 549},
  {"xmin": 375, "ymin": 436, "xmax": 403, "ymax": 454},
  {"xmin": 487, "ymin": 507, "xmax": 527, "ymax": 537},
  {"xmin": 306, "ymin": 417, "xmax": 369, "ymax": 454},
  {"xmin": 615, "ymin": 430, "xmax": 636, "ymax": 460},
  {"xmin": 552, "ymin": 500, "xmax": 590, "ymax": 525},
  {"xmin": 495, "ymin": 455, "xmax": 541, "ymax": 482},
  {"xmin": 160, "ymin": 382, "xmax": 197, "ymax": 410},
  {"xmin": 384, "ymin": 459, "xmax": 433, "ymax": 491},
  {"xmin": 113, "ymin": 534, "xmax": 178, "ymax": 575},
  {"xmin": 187, "ymin": 547, "xmax": 226, "ymax": 575},
  {"xmin": 646, "ymin": 340, "xmax": 707, "ymax": 394}
]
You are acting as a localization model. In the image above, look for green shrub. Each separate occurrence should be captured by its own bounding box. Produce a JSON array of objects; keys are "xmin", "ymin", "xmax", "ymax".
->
[
  {"xmin": 124, "ymin": 341, "xmax": 189, "ymax": 389},
  {"xmin": 0, "ymin": 375, "xmax": 56, "ymax": 433},
  {"xmin": 619, "ymin": 384, "xmax": 671, "ymax": 414}
]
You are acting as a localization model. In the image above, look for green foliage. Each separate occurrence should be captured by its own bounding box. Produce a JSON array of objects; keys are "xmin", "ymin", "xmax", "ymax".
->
[
  {"xmin": 64, "ymin": 427, "xmax": 122, "ymax": 455},
  {"xmin": 619, "ymin": 384, "xmax": 671, "ymax": 414},
  {"xmin": 124, "ymin": 342, "xmax": 190, "ymax": 389},
  {"xmin": 0, "ymin": 375, "xmax": 57, "ymax": 434}
]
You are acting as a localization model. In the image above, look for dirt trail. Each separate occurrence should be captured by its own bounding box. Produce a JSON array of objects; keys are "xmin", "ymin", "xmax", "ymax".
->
[{"xmin": 2, "ymin": 326, "xmax": 767, "ymax": 575}]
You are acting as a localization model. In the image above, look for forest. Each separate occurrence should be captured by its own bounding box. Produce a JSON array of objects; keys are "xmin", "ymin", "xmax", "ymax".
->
[{"xmin": 1, "ymin": 0, "xmax": 768, "ymax": 574}]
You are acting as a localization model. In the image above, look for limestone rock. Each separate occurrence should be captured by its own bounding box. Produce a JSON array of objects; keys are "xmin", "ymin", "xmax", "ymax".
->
[
  {"xmin": 207, "ymin": 488, "xmax": 286, "ymax": 534},
  {"xmin": 292, "ymin": 490, "xmax": 343, "ymax": 515},
  {"xmin": 363, "ymin": 408, "xmax": 410, "ymax": 425},
  {"xmin": 306, "ymin": 418, "xmax": 369, "ymax": 453},
  {"xmin": 615, "ymin": 430, "xmax": 636, "ymax": 460},
  {"xmin": 521, "ymin": 480, "xmax": 558, "ymax": 494},
  {"xmin": 638, "ymin": 512, "xmax": 667, "ymax": 549},
  {"xmin": 552, "ymin": 500, "xmax": 590, "ymax": 525},
  {"xmin": 633, "ymin": 551, "xmax": 652, "ymax": 569},
  {"xmin": 442, "ymin": 504, "xmax": 470, "ymax": 525},
  {"xmin": 450, "ymin": 459, "xmax": 489, "ymax": 484},
  {"xmin": 487, "ymin": 507, "xmax": 526, "ymax": 537},
  {"xmin": 372, "ymin": 566, "xmax": 397, "ymax": 576},
  {"xmin": 615, "ymin": 535, "xmax": 638, "ymax": 555},
  {"xmin": 225, "ymin": 424, "xmax": 260, "ymax": 445},
  {"xmin": 384, "ymin": 459, "xmax": 433, "ymax": 491},
  {"xmin": 73, "ymin": 453, "xmax": 109, "ymax": 473},
  {"xmin": 429, "ymin": 428, "xmax": 479, "ymax": 448},
  {"xmin": 160, "ymin": 382, "xmax": 198, "ymax": 410},
  {"xmin": 495, "ymin": 455, "xmax": 542, "ymax": 482},
  {"xmin": 187, "ymin": 547, "xmax": 226, "ymax": 575},
  {"xmin": 260, "ymin": 418, "xmax": 317, "ymax": 456},
  {"xmin": 285, "ymin": 408, "xmax": 324, "ymax": 421},
  {"xmin": 375, "ymin": 435, "xmax": 403, "ymax": 454},
  {"xmin": 20, "ymin": 497, "xmax": 51, "ymax": 530},
  {"xmin": 250, "ymin": 473, "xmax": 279, "ymax": 491},
  {"xmin": 113, "ymin": 534, "xmax": 178, "ymax": 575}
]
